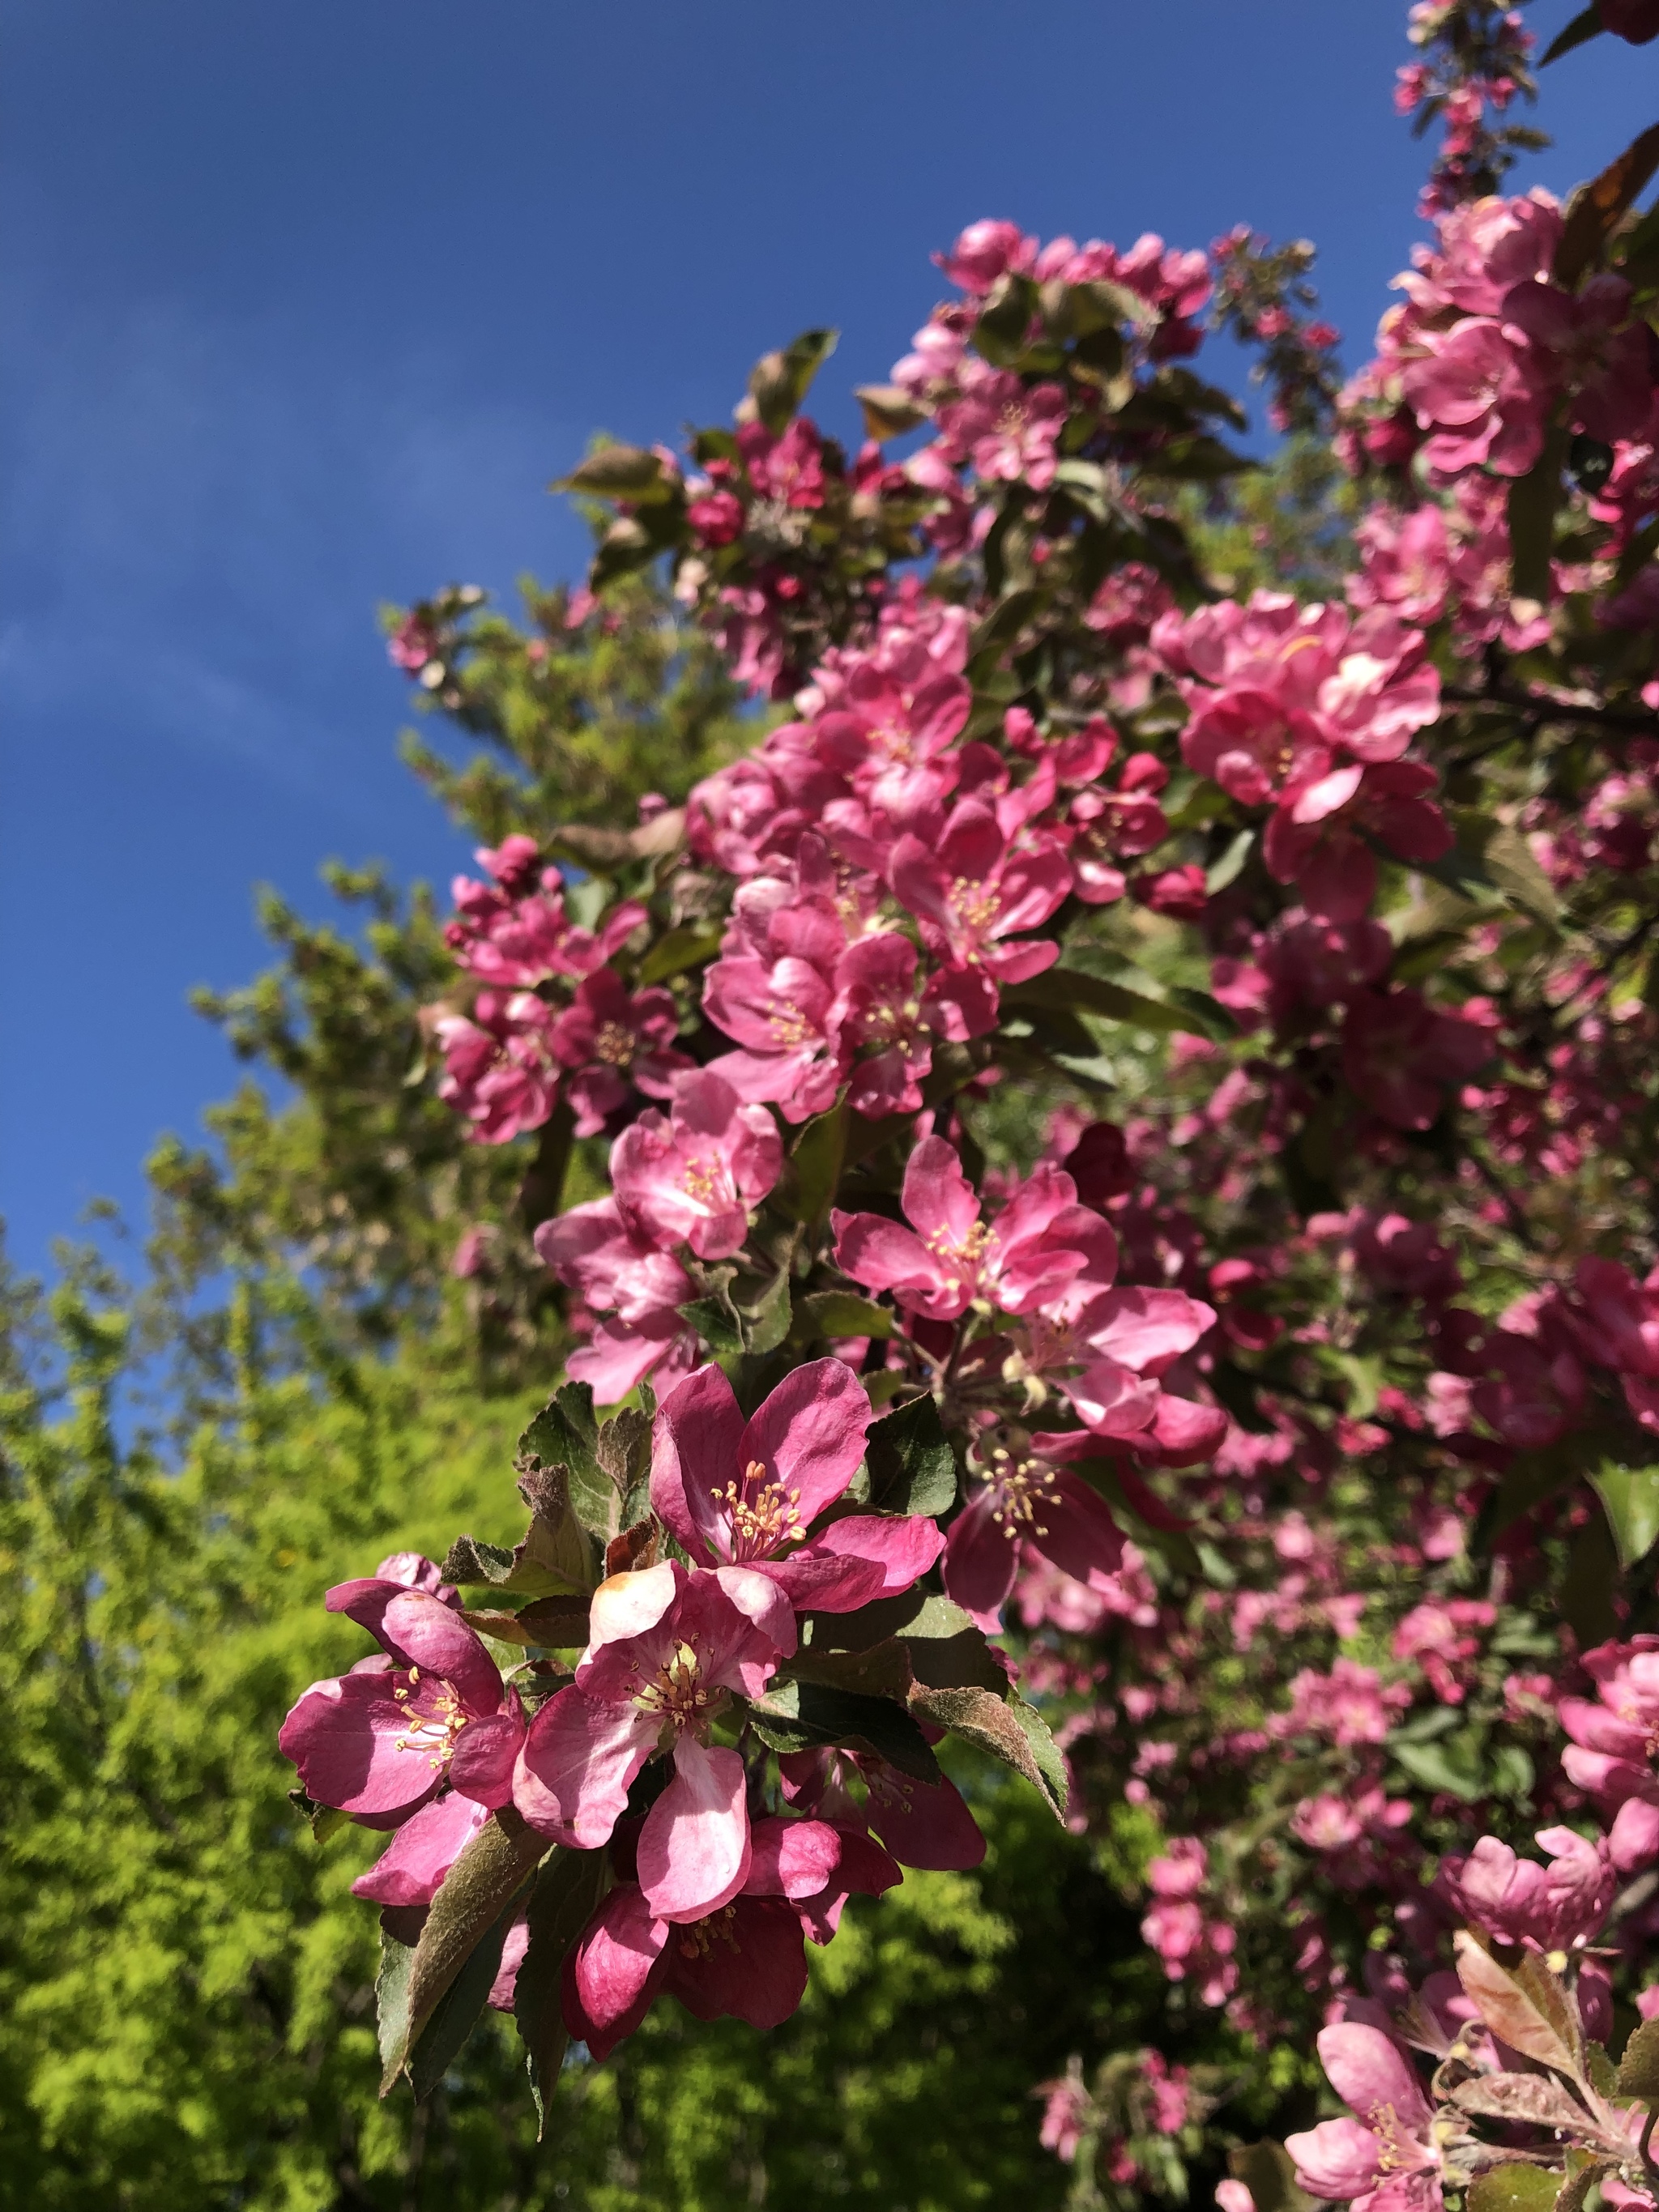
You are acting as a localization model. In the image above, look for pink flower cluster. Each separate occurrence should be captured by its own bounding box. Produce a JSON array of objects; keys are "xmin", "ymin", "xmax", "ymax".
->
[{"xmin": 283, "ymin": 1361, "xmax": 962, "ymax": 2058}]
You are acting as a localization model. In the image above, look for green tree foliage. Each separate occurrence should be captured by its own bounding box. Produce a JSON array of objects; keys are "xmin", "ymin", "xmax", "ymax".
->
[{"xmin": 0, "ymin": 1255, "xmax": 1275, "ymax": 2211}]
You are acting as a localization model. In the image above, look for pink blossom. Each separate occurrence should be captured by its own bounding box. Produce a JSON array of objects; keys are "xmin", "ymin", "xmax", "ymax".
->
[
  {"xmin": 1341, "ymin": 988, "xmax": 1492, "ymax": 1132},
  {"xmin": 561, "ymin": 1813, "xmax": 902, "ymax": 2060},
  {"xmin": 433, "ymin": 991, "xmax": 561, "ymax": 1144},
  {"xmin": 446, "ymin": 859, "xmax": 646, "ymax": 989},
  {"xmin": 891, "ymin": 801, "xmax": 1069, "ymax": 1035},
  {"xmin": 650, "ymin": 1358, "xmax": 943, "ymax": 1613},
  {"xmin": 937, "ymin": 367, "xmax": 1069, "ymax": 490},
  {"xmin": 612, "ymin": 1068, "xmax": 783, "ymax": 1261},
  {"xmin": 350, "ymin": 1790, "xmax": 492, "ymax": 1907},
  {"xmin": 1276, "ymin": 1660, "xmax": 1409, "ymax": 1748},
  {"xmin": 778, "ymin": 1744, "xmax": 987, "ymax": 1872},
  {"xmin": 548, "ymin": 967, "xmax": 693, "ymax": 1136},
  {"xmin": 533, "ymin": 1196, "xmax": 699, "ymax": 1404},
  {"xmin": 1287, "ymin": 2025, "xmax": 1441, "ymax": 2212},
  {"xmin": 938, "ymin": 219, "xmax": 1037, "ymax": 294},
  {"xmin": 737, "ymin": 418, "xmax": 828, "ymax": 509},
  {"xmin": 1401, "ymin": 315, "xmax": 1547, "ymax": 479},
  {"xmin": 704, "ymin": 953, "xmax": 844, "ymax": 1123},
  {"xmin": 834, "ymin": 1139, "xmax": 1104, "ymax": 1323},
  {"xmin": 280, "ymin": 1577, "xmax": 526, "ymax": 1822},
  {"xmin": 944, "ymin": 1432, "xmax": 1128, "ymax": 1626},
  {"xmin": 513, "ymin": 1560, "xmax": 786, "ymax": 1921},
  {"xmin": 1439, "ymin": 1825, "xmax": 1614, "ymax": 1952}
]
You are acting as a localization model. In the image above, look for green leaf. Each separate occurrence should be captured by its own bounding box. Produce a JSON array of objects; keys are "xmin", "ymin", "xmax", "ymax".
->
[
  {"xmin": 1540, "ymin": 3, "xmax": 1603, "ymax": 62},
  {"xmin": 789, "ymin": 1291, "xmax": 895, "ymax": 1345},
  {"xmin": 1229, "ymin": 2142, "xmax": 1314, "ymax": 2212},
  {"xmin": 787, "ymin": 1104, "xmax": 848, "ymax": 1228},
  {"xmin": 1469, "ymin": 2167, "xmax": 1566, "ymax": 2212},
  {"xmin": 381, "ymin": 1810, "xmax": 548, "ymax": 2095},
  {"xmin": 1555, "ymin": 121, "xmax": 1659, "ymax": 286},
  {"xmin": 520, "ymin": 1383, "xmax": 621, "ymax": 1543},
  {"xmin": 376, "ymin": 1918, "xmax": 419, "ymax": 2089},
  {"xmin": 678, "ymin": 1295, "xmax": 744, "ymax": 1359},
  {"xmin": 909, "ymin": 1683, "xmax": 1068, "ymax": 1817},
  {"xmin": 1482, "ymin": 822, "xmax": 1561, "ymax": 926},
  {"xmin": 408, "ymin": 1903, "xmax": 515, "ymax": 2103},
  {"xmin": 1205, "ymin": 829, "xmax": 1254, "ymax": 893},
  {"xmin": 1002, "ymin": 968, "xmax": 1193, "ymax": 1035},
  {"xmin": 1617, "ymin": 2017, "xmax": 1659, "ymax": 2097},
  {"xmin": 463, "ymin": 1595, "xmax": 591, "ymax": 1648},
  {"xmin": 748, "ymin": 329, "xmax": 838, "ymax": 433},
  {"xmin": 740, "ymin": 1266, "xmax": 794, "ymax": 1357},
  {"xmin": 1589, "ymin": 1462, "xmax": 1659, "ymax": 1569},
  {"xmin": 637, "ymin": 923, "xmax": 722, "ymax": 986},
  {"xmin": 864, "ymin": 1393, "xmax": 959, "ymax": 1517},
  {"xmin": 552, "ymin": 442, "xmax": 672, "ymax": 502},
  {"xmin": 1507, "ymin": 425, "xmax": 1570, "ymax": 603},
  {"xmin": 513, "ymin": 1847, "xmax": 608, "ymax": 2137},
  {"xmin": 441, "ymin": 1466, "xmax": 593, "ymax": 1599},
  {"xmin": 1390, "ymin": 1735, "xmax": 1486, "ymax": 1801},
  {"xmin": 971, "ymin": 273, "xmax": 1040, "ymax": 366},
  {"xmin": 743, "ymin": 1679, "xmax": 940, "ymax": 1782},
  {"xmin": 853, "ymin": 383, "xmax": 929, "ymax": 441}
]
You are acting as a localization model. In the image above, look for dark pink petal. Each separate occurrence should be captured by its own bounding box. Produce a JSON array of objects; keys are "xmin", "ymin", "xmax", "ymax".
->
[
  {"xmin": 278, "ymin": 1671, "xmax": 444, "ymax": 1819},
  {"xmin": 1034, "ymin": 1473, "xmax": 1124, "ymax": 1585},
  {"xmin": 512, "ymin": 1685, "xmax": 658, "ymax": 1847},
  {"xmin": 740, "ymin": 1358, "xmax": 874, "ymax": 1528},
  {"xmin": 448, "ymin": 1702, "xmax": 527, "ymax": 1809},
  {"xmin": 744, "ymin": 1815, "xmax": 843, "ymax": 1900},
  {"xmin": 650, "ymin": 1363, "xmax": 744, "ymax": 1563},
  {"xmin": 860, "ymin": 1762, "xmax": 987, "ymax": 1870},
  {"xmin": 755, "ymin": 1548, "xmax": 892, "ymax": 1613},
  {"xmin": 810, "ymin": 1511, "xmax": 946, "ymax": 1593},
  {"xmin": 659, "ymin": 1894, "xmax": 809, "ymax": 2029},
  {"xmin": 1146, "ymin": 1393, "xmax": 1228, "ymax": 1464},
  {"xmin": 564, "ymin": 1882, "xmax": 667, "ymax": 2061},
  {"xmin": 351, "ymin": 1792, "xmax": 491, "ymax": 1906},
  {"xmin": 326, "ymin": 1583, "xmax": 503, "ymax": 1717},
  {"xmin": 1064, "ymin": 1357, "xmax": 1162, "ymax": 1436},
  {"xmin": 637, "ymin": 1734, "xmax": 753, "ymax": 1923},
  {"xmin": 941, "ymin": 1489, "xmax": 1019, "ymax": 1625}
]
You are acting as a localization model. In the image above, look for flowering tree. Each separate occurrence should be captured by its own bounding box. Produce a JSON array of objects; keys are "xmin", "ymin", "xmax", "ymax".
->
[{"xmin": 279, "ymin": 3, "xmax": 1659, "ymax": 2197}]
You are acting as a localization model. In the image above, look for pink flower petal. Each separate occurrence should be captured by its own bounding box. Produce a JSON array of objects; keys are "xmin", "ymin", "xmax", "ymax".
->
[{"xmin": 637, "ymin": 1734, "xmax": 753, "ymax": 1923}]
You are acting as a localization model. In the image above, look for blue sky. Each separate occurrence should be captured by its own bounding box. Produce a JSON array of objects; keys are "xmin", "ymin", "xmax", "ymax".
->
[{"xmin": 2, "ymin": 0, "xmax": 1653, "ymax": 1281}]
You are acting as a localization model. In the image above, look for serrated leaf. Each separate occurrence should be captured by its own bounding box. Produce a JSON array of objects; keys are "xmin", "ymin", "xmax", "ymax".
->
[
  {"xmin": 864, "ymin": 1393, "xmax": 959, "ymax": 1518},
  {"xmin": 552, "ymin": 442, "xmax": 672, "ymax": 501},
  {"xmin": 787, "ymin": 1104, "xmax": 848, "ymax": 1228},
  {"xmin": 791, "ymin": 1290, "xmax": 894, "ymax": 1345},
  {"xmin": 1555, "ymin": 121, "xmax": 1659, "ymax": 287},
  {"xmin": 1452, "ymin": 2075, "xmax": 1594, "ymax": 2130},
  {"xmin": 1229, "ymin": 2142, "xmax": 1314, "ymax": 2212},
  {"xmin": 522, "ymin": 1382, "xmax": 633, "ymax": 1545},
  {"xmin": 1002, "ymin": 967, "xmax": 1196, "ymax": 1035},
  {"xmin": 514, "ymin": 1846, "xmax": 608, "ymax": 2136},
  {"xmin": 854, "ymin": 383, "xmax": 928, "ymax": 441},
  {"xmin": 743, "ymin": 1679, "xmax": 940, "ymax": 1781},
  {"xmin": 1617, "ymin": 2016, "xmax": 1659, "ymax": 2097},
  {"xmin": 1589, "ymin": 1462, "xmax": 1659, "ymax": 1569},
  {"xmin": 382, "ymin": 1810, "xmax": 548, "ymax": 2095},
  {"xmin": 1469, "ymin": 2165, "xmax": 1570, "ymax": 2212},
  {"xmin": 1541, "ymin": 3, "xmax": 1604, "ymax": 63},
  {"xmin": 636, "ymin": 923, "xmax": 722, "ymax": 986},
  {"xmin": 909, "ymin": 1680, "xmax": 1068, "ymax": 1814},
  {"xmin": 1453, "ymin": 1933, "xmax": 1585, "ymax": 2083},
  {"xmin": 748, "ymin": 328, "xmax": 838, "ymax": 433},
  {"xmin": 679, "ymin": 1295, "xmax": 744, "ymax": 1359},
  {"xmin": 377, "ymin": 1916, "xmax": 419, "ymax": 2086},
  {"xmin": 1508, "ymin": 426, "xmax": 1570, "ymax": 603}
]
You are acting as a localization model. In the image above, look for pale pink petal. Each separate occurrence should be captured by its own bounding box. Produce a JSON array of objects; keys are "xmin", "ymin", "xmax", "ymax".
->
[
  {"xmin": 512, "ymin": 1685, "xmax": 659, "ymax": 1848},
  {"xmin": 351, "ymin": 1792, "xmax": 491, "ymax": 1906},
  {"xmin": 1316, "ymin": 2022, "xmax": 1431, "ymax": 2128},
  {"xmin": 637, "ymin": 1734, "xmax": 753, "ymax": 1922}
]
